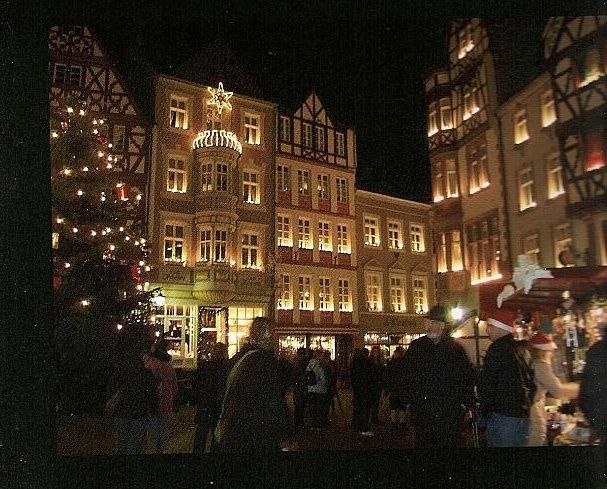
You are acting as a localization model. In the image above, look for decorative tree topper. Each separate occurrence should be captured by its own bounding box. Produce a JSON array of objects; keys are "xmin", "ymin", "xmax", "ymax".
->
[{"xmin": 207, "ymin": 82, "xmax": 233, "ymax": 115}]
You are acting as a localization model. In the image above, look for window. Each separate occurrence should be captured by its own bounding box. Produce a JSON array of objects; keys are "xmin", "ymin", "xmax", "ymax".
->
[
  {"xmin": 216, "ymin": 163, "xmax": 228, "ymax": 192},
  {"xmin": 547, "ymin": 154, "xmax": 565, "ymax": 198},
  {"xmin": 242, "ymin": 171, "xmax": 260, "ymax": 204},
  {"xmin": 338, "ymin": 279, "xmax": 352, "ymax": 312},
  {"xmin": 554, "ymin": 223, "xmax": 572, "ymax": 267},
  {"xmin": 337, "ymin": 224, "xmax": 350, "ymax": 253},
  {"xmin": 410, "ymin": 224, "xmax": 425, "ymax": 252},
  {"xmin": 451, "ymin": 230, "xmax": 463, "ymax": 271},
  {"xmin": 364, "ymin": 216, "xmax": 380, "ymax": 247},
  {"xmin": 160, "ymin": 305, "xmax": 195, "ymax": 360},
  {"xmin": 428, "ymin": 102, "xmax": 438, "ymax": 136},
  {"xmin": 464, "ymin": 86, "xmax": 479, "ymax": 119},
  {"xmin": 277, "ymin": 274, "xmax": 292, "ymax": 309},
  {"xmin": 440, "ymin": 98, "xmax": 453, "ymax": 130},
  {"xmin": 170, "ymin": 96, "xmax": 188, "ymax": 129},
  {"xmin": 458, "ymin": 23, "xmax": 474, "ymax": 59},
  {"xmin": 302, "ymin": 123, "xmax": 312, "ymax": 147},
  {"xmin": 297, "ymin": 170, "xmax": 310, "ymax": 196},
  {"xmin": 244, "ymin": 113, "xmax": 260, "ymax": 145},
  {"xmin": 315, "ymin": 126, "xmax": 325, "ymax": 151},
  {"xmin": 524, "ymin": 233, "xmax": 540, "ymax": 265},
  {"xmin": 437, "ymin": 233, "xmax": 448, "ymax": 273},
  {"xmin": 206, "ymin": 109, "xmax": 222, "ymax": 130},
  {"xmin": 541, "ymin": 89, "xmax": 556, "ymax": 127},
  {"xmin": 214, "ymin": 229, "xmax": 228, "ymax": 262},
  {"xmin": 336, "ymin": 177, "xmax": 349, "ymax": 203},
  {"xmin": 446, "ymin": 159, "xmax": 459, "ymax": 197},
  {"xmin": 433, "ymin": 171, "xmax": 444, "ymax": 202},
  {"xmin": 277, "ymin": 165, "xmax": 290, "ymax": 192},
  {"xmin": 164, "ymin": 224, "xmax": 185, "ymax": 262},
  {"xmin": 241, "ymin": 233, "xmax": 259, "ymax": 269},
  {"xmin": 53, "ymin": 63, "xmax": 82, "ymax": 86},
  {"xmin": 388, "ymin": 221, "xmax": 403, "ymax": 250},
  {"xmin": 167, "ymin": 158, "xmax": 187, "ymax": 193},
  {"xmin": 390, "ymin": 275, "xmax": 406, "ymax": 312},
  {"xmin": 366, "ymin": 273, "xmax": 382, "ymax": 312},
  {"xmin": 319, "ymin": 278, "xmax": 333, "ymax": 311},
  {"xmin": 199, "ymin": 229, "xmax": 211, "ymax": 262},
  {"xmin": 467, "ymin": 215, "xmax": 500, "ymax": 284},
  {"xmin": 299, "ymin": 276, "xmax": 312, "ymax": 310},
  {"xmin": 514, "ymin": 109, "xmax": 529, "ymax": 144},
  {"xmin": 336, "ymin": 132, "xmax": 345, "ymax": 156},
  {"xmin": 53, "ymin": 63, "xmax": 66, "ymax": 84},
  {"xmin": 317, "ymin": 174, "xmax": 330, "ymax": 200},
  {"xmin": 277, "ymin": 215, "xmax": 292, "ymax": 247},
  {"xmin": 519, "ymin": 168, "xmax": 536, "ymax": 211},
  {"xmin": 280, "ymin": 116, "xmax": 291, "ymax": 142},
  {"xmin": 318, "ymin": 221, "xmax": 332, "ymax": 251},
  {"xmin": 412, "ymin": 277, "xmax": 428, "ymax": 314},
  {"xmin": 469, "ymin": 145, "xmax": 489, "ymax": 194},
  {"xmin": 112, "ymin": 125, "xmax": 125, "ymax": 152},
  {"xmin": 298, "ymin": 218, "xmax": 312, "ymax": 249},
  {"xmin": 201, "ymin": 163, "xmax": 213, "ymax": 192}
]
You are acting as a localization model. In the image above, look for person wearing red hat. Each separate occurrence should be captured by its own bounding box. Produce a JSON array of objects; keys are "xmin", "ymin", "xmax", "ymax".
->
[
  {"xmin": 478, "ymin": 308, "xmax": 537, "ymax": 447},
  {"xmin": 527, "ymin": 332, "xmax": 579, "ymax": 446}
]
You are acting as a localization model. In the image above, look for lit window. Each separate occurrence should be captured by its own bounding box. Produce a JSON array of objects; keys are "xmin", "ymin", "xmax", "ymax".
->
[
  {"xmin": 170, "ymin": 96, "xmax": 188, "ymax": 129},
  {"xmin": 199, "ymin": 229, "xmax": 211, "ymax": 262},
  {"xmin": 113, "ymin": 125, "xmax": 125, "ymax": 152},
  {"xmin": 467, "ymin": 216, "xmax": 501, "ymax": 284},
  {"xmin": 412, "ymin": 276, "xmax": 428, "ymax": 314},
  {"xmin": 540, "ymin": 89, "xmax": 556, "ymax": 127},
  {"xmin": 410, "ymin": 224, "xmax": 425, "ymax": 253},
  {"xmin": 315, "ymin": 126, "xmax": 325, "ymax": 151},
  {"xmin": 437, "ymin": 233, "xmax": 447, "ymax": 273},
  {"xmin": 428, "ymin": 102, "xmax": 438, "ymax": 136},
  {"xmin": 365, "ymin": 272, "xmax": 382, "ymax": 312},
  {"xmin": 390, "ymin": 275, "xmax": 406, "ymax": 312},
  {"xmin": 159, "ymin": 305, "xmax": 195, "ymax": 360},
  {"xmin": 584, "ymin": 133, "xmax": 605, "ymax": 172},
  {"xmin": 388, "ymin": 221, "xmax": 403, "ymax": 250},
  {"xmin": 434, "ymin": 171, "xmax": 444, "ymax": 202},
  {"xmin": 337, "ymin": 224, "xmax": 350, "ymax": 253},
  {"xmin": 206, "ymin": 109, "xmax": 222, "ymax": 130},
  {"xmin": 164, "ymin": 224, "xmax": 185, "ymax": 262},
  {"xmin": 319, "ymin": 277, "xmax": 333, "ymax": 311},
  {"xmin": 277, "ymin": 215, "xmax": 292, "ymax": 247},
  {"xmin": 518, "ymin": 167, "xmax": 536, "ymax": 211},
  {"xmin": 277, "ymin": 165, "xmax": 290, "ymax": 192},
  {"xmin": 241, "ymin": 233, "xmax": 259, "ymax": 269},
  {"xmin": 242, "ymin": 171, "xmax": 260, "ymax": 204},
  {"xmin": 280, "ymin": 116, "xmax": 291, "ymax": 142},
  {"xmin": 277, "ymin": 274, "xmax": 292, "ymax": 309},
  {"xmin": 317, "ymin": 174, "xmax": 330, "ymax": 200},
  {"xmin": 523, "ymin": 233, "xmax": 540, "ymax": 266},
  {"xmin": 336, "ymin": 132, "xmax": 345, "ymax": 156},
  {"xmin": 336, "ymin": 177, "xmax": 349, "ymax": 203},
  {"xmin": 458, "ymin": 23, "xmax": 475, "ymax": 59},
  {"xmin": 364, "ymin": 216, "xmax": 380, "ymax": 247},
  {"xmin": 547, "ymin": 154, "xmax": 565, "ymax": 199},
  {"xmin": 244, "ymin": 113, "xmax": 260, "ymax": 145},
  {"xmin": 514, "ymin": 108, "xmax": 529, "ymax": 144},
  {"xmin": 297, "ymin": 170, "xmax": 310, "ymax": 196},
  {"xmin": 440, "ymin": 98, "xmax": 452, "ymax": 129},
  {"xmin": 318, "ymin": 221, "xmax": 332, "ymax": 251},
  {"xmin": 214, "ymin": 229, "xmax": 228, "ymax": 262},
  {"xmin": 299, "ymin": 276, "xmax": 312, "ymax": 310},
  {"xmin": 298, "ymin": 218, "xmax": 312, "ymax": 249},
  {"xmin": 469, "ymin": 146, "xmax": 489, "ymax": 194},
  {"xmin": 554, "ymin": 223, "xmax": 573, "ymax": 268},
  {"xmin": 167, "ymin": 158, "xmax": 187, "ymax": 193},
  {"xmin": 446, "ymin": 159, "xmax": 459, "ymax": 197},
  {"xmin": 451, "ymin": 230, "xmax": 463, "ymax": 271},
  {"xmin": 216, "ymin": 163, "xmax": 228, "ymax": 192},
  {"xmin": 338, "ymin": 279, "xmax": 352, "ymax": 312},
  {"xmin": 302, "ymin": 123, "xmax": 313, "ymax": 147},
  {"xmin": 201, "ymin": 163, "xmax": 213, "ymax": 192},
  {"xmin": 580, "ymin": 48, "xmax": 604, "ymax": 87}
]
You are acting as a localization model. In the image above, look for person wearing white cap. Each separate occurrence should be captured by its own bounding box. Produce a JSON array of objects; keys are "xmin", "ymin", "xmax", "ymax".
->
[
  {"xmin": 527, "ymin": 332, "xmax": 579, "ymax": 447},
  {"xmin": 478, "ymin": 308, "xmax": 537, "ymax": 447}
]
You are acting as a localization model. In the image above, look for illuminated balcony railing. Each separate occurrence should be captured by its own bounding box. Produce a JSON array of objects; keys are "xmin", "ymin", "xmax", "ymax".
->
[{"xmin": 193, "ymin": 130, "xmax": 242, "ymax": 154}]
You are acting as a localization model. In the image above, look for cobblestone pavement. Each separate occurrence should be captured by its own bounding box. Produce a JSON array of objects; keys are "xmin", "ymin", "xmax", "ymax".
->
[{"xmin": 57, "ymin": 388, "xmax": 416, "ymax": 455}]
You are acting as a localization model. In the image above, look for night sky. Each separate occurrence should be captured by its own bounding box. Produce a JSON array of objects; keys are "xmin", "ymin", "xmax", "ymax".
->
[{"xmin": 69, "ymin": 1, "xmax": 551, "ymax": 203}]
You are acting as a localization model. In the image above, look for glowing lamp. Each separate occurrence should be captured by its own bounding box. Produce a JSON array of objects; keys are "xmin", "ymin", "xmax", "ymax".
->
[
  {"xmin": 151, "ymin": 292, "xmax": 165, "ymax": 308},
  {"xmin": 67, "ymin": 107, "xmax": 73, "ymax": 114},
  {"xmin": 81, "ymin": 299, "xmax": 90, "ymax": 307},
  {"xmin": 116, "ymin": 324, "xmax": 123, "ymax": 331},
  {"xmin": 451, "ymin": 306, "xmax": 464, "ymax": 322},
  {"xmin": 155, "ymin": 331, "xmax": 160, "ymax": 337}
]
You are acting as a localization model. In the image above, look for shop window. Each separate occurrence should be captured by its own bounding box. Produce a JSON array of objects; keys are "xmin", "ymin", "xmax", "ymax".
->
[
  {"xmin": 336, "ymin": 132, "xmax": 345, "ymax": 156},
  {"xmin": 365, "ymin": 272, "xmax": 382, "ymax": 312},
  {"xmin": 244, "ymin": 113, "xmax": 261, "ymax": 145},
  {"xmin": 242, "ymin": 171, "xmax": 260, "ymax": 204},
  {"xmin": 518, "ymin": 167, "xmax": 536, "ymax": 211},
  {"xmin": 338, "ymin": 279, "xmax": 352, "ymax": 312},
  {"xmin": 337, "ymin": 224, "xmax": 350, "ymax": 254},
  {"xmin": 278, "ymin": 335, "xmax": 306, "ymax": 356},
  {"xmin": 541, "ymin": 89, "xmax": 556, "ymax": 127},
  {"xmin": 277, "ymin": 215, "xmax": 292, "ymax": 247},
  {"xmin": 317, "ymin": 174, "xmax": 330, "ymax": 200},
  {"xmin": 547, "ymin": 153, "xmax": 565, "ymax": 199},
  {"xmin": 297, "ymin": 170, "xmax": 310, "ymax": 196},
  {"xmin": 227, "ymin": 307, "xmax": 264, "ymax": 358},
  {"xmin": 164, "ymin": 224, "xmax": 185, "ymax": 262},
  {"xmin": 198, "ymin": 228, "xmax": 212, "ymax": 262},
  {"xmin": 390, "ymin": 275, "xmax": 406, "ymax": 312},
  {"xmin": 277, "ymin": 165, "xmax": 291, "ymax": 192},
  {"xmin": 280, "ymin": 116, "xmax": 291, "ymax": 142},
  {"xmin": 410, "ymin": 223, "xmax": 425, "ymax": 253},
  {"xmin": 412, "ymin": 276, "xmax": 428, "ymax": 314},
  {"xmin": 277, "ymin": 274, "xmax": 292, "ymax": 310},
  {"xmin": 336, "ymin": 177, "xmax": 349, "ymax": 203},
  {"xmin": 167, "ymin": 158, "xmax": 187, "ymax": 193},
  {"xmin": 302, "ymin": 123, "xmax": 313, "ymax": 147},
  {"xmin": 523, "ymin": 233, "xmax": 540, "ymax": 266},
  {"xmin": 241, "ymin": 233, "xmax": 259, "ymax": 269},
  {"xmin": 388, "ymin": 220, "xmax": 403, "ymax": 250},
  {"xmin": 169, "ymin": 96, "xmax": 188, "ymax": 129},
  {"xmin": 160, "ymin": 305, "xmax": 195, "ymax": 360},
  {"xmin": 364, "ymin": 216, "xmax": 380, "ymax": 247},
  {"xmin": 298, "ymin": 218, "xmax": 312, "ymax": 249},
  {"xmin": 514, "ymin": 108, "xmax": 529, "ymax": 144},
  {"xmin": 318, "ymin": 221, "xmax": 332, "ymax": 251},
  {"xmin": 298, "ymin": 276, "xmax": 313, "ymax": 310},
  {"xmin": 319, "ymin": 277, "xmax": 333, "ymax": 311}
]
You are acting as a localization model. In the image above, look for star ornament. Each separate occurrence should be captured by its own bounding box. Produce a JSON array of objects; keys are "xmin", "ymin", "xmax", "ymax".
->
[{"xmin": 207, "ymin": 82, "xmax": 233, "ymax": 115}]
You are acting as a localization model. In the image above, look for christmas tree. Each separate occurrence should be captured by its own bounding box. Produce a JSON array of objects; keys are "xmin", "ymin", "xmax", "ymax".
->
[{"xmin": 51, "ymin": 97, "xmax": 160, "ymax": 414}]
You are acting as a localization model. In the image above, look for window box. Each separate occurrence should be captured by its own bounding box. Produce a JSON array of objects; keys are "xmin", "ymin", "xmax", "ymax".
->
[
  {"xmin": 320, "ymin": 311, "xmax": 333, "ymax": 324},
  {"xmin": 319, "ymin": 250, "xmax": 332, "ymax": 265}
]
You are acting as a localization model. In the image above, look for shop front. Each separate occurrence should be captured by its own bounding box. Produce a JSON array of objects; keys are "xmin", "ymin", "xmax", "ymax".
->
[{"xmin": 359, "ymin": 312, "xmax": 427, "ymax": 360}]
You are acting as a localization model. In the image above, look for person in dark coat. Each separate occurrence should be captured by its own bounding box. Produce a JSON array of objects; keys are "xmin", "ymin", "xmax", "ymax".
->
[
  {"xmin": 368, "ymin": 346, "xmax": 385, "ymax": 425},
  {"xmin": 579, "ymin": 331, "xmax": 607, "ymax": 446},
  {"xmin": 323, "ymin": 350, "xmax": 339, "ymax": 419},
  {"xmin": 384, "ymin": 346, "xmax": 407, "ymax": 425},
  {"xmin": 214, "ymin": 318, "xmax": 291, "ymax": 452},
  {"xmin": 192, "ymin": 342, "xmax": 229, "ymax": 454},
  {"xmin": 292, "ymin": 347, "xmax": 311, "ymax": 429},
  {"xmin": 350, "ymin": 348, "xmax": 373, "ymax": 435},
  {"xmin": 401, "ymin": 305, "xmax": 475, "ymax": 448}
]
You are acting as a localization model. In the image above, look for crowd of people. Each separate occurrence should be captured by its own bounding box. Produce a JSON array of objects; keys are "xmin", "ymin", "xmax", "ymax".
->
[{"xmin": 104, "ymin": 307, "xmax": 606, "ymax": 454}]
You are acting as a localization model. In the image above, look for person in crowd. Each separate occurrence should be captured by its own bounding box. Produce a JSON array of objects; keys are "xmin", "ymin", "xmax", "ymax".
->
[
  {"xmin": 112, "ymin": 352, "xmax": 159, "ymax": 454},
  {"xmin": 323, "ymin": 350, "xmax": 339, "ymax": 419},
  {"xmin": 277, "ymin": 349, "xmax": 295, "ymax": 427},
  {"xmin": 479, "ymin": 308, "xmax": 537, "ymax": 447},
  {"xmin": 350, "ymin": 347, "xmax": 373, "ymax": 436},
  {"xmin": 214, "ymin": 317, "xmax": 291, "ymax": 452},
  {"xmin": 579, "ymin": 327, "xmax": 607, "ymax": 446},
  {"xmin": 368, "ymin": 346, "xmax": 385, "ymax": 425},
  {"xmin": 292, "ymin": 347, "xmax": 311, "ymax": 430},
  {"xmin": 526, "ymin": 332, "xmax": 579, "ymax": 446},
  {"xmin": 144, "ymin": 339, "xmax": 178, "ymax": 454},
  {"xmin": 384, "ymin": 346, "xmax": 407, "ymax": 426},
  {"xmin": 306, "ymin": 349, "xmax": 329, "ymax": 429},
  {"xmin": 192, "ymin": 342, "xmax": 229, "ymax": 454},
  {"xmin": 401, "ymin": 305, "xmax": 475, "ymax": 448}
]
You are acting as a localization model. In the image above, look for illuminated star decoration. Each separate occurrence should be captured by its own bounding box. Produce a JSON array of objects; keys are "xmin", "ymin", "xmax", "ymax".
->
[{"xmin": 207, "ymin": 82, "xmax": 233, "ymax": 115}]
